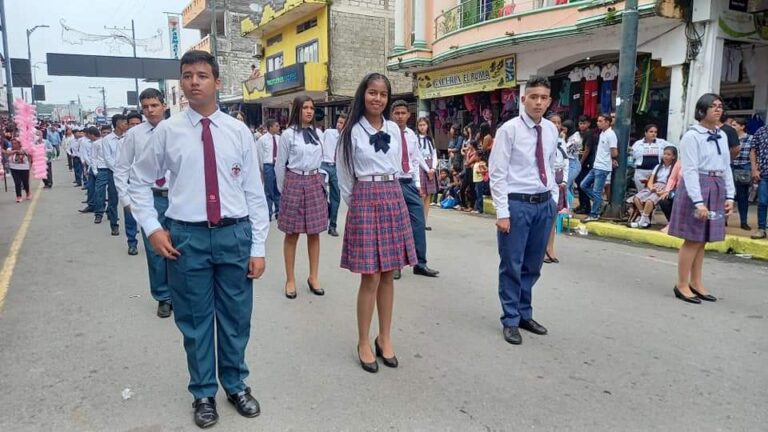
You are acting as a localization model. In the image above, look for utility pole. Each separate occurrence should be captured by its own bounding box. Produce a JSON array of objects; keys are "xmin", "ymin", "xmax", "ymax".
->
[
  {"xmin": 104, "ymin": 20, "xmax": 140, "ymax": 109},
  {"xmin": 605, "ymin": 0, "xmax": 639, "ymax": 219},
  {"xmin": 0, "ymin": 0, "xmax": 14, "ymax": 115}
]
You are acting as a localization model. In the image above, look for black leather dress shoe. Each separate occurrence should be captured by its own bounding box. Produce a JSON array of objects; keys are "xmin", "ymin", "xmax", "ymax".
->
[
  {"xmin": 689, "ymin": 285, "xmax": 717, "ymax": 302},
  {"xmin": 192, "ymin": 397, "xmax": 218, "ymax": 429},
  {"xmin": 79, "ymin": 206, "xmax": 94, "ymax": 213},
  {"xmin": 503, "ymin": 326, "xmax": 522, "ymax": 345},
  {"xmin": 128, "ymin": 246, "xmax": 138, "ymax": 256},
  {"xmin": 157, "ymin": 301, "xmax": 172, "ymax": 318},
  {"xmin": 413, "ymin": 265, "xmax": 439, "ymax": 277},
  {"xmin": 519, "ymin": 319, "xmax": 548, "ymax": 335},
  {"xmin": 374, "ymin": 337, "xmax": 398, "ymax": 368},
  {"xmin": 328, "ymin": 227, "xmax": 339, "ymax": 237},
  {"xmin": 111, "ymin": 225, "xmax": 120, "ymax": 236},
  {"xmin": 393, "ymin": 269, "xmax": 401, "ymax": 280},
  {"xmin": 358, "ymin": 345, "xmax": 379, "ymax": 373},
  {"xmin": 227, "ymin": 387, "xmax": 261, "ymax": 418},
  {"xmin": 673, "ymin": 286, "xmax": 701, "ymax": 304},
  {"xmin": 94, "ymin": 215, "xmax": 103, "ymax": 224}
]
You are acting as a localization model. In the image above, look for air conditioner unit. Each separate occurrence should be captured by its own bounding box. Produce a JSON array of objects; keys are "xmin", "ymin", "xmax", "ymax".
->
[{"xmin": 253, "ymin": 43, "xmax": 264, "ymax": 59}]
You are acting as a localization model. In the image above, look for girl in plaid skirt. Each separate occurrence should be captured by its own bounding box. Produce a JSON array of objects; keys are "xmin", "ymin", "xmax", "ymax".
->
[
  {"xmin": 275, "ymin": 95, "xmax": 328, "ymax": 299},
  {"xmin": 417, "ymin": 117, "xmax": 438, "ymax": 229},
  {"xmin": 337, "ymin": 73, "xmax": 417, "ymax": 373},
  {"xmin": 668, "ymin": 94, "xmax": 736, "ymax": 304}
]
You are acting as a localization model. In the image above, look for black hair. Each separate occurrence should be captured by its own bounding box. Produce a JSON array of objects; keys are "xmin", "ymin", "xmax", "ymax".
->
[
  {"xmin": 287, "ymin": 95, "xmax": 315, "ymax": 129},
  {"xmin": 139, "ymin": 88, "xmax": 165, "ymax": 104},
  {"xmin": 526, "ymin": 75, "xmax": 551, "ymax": 90},
  {"xmin": 111, "ymin": 114, "xmax": 127, "ymax": 129},
  {"xmin": 126, "ymin": 111, "xmax": 142, "ymax": 122},
  {"xmin": 597, "ymin": 113, "xmax": 612, "ymax": 124},
  {"xmin": 100, "ymin": 124, "xmax": 113, "ymax": 131},
  {"xmin": 265, "ymin": 119, "xmax": 279, "ymax": 129},
  {"xmin": 230, "ymin": 110, "xmax": 245, "ymax": 121},
  {"xmin": 732, "ymin": 117, "xmax": 747, "ymax": 128},
  {"xmin": 339, "ymin": 73, "xmax": 393, "ymax": 175},
  {"xmin": 562, "ymin": 119, "xmax": 577, "ymax": 139},
  {"xmin": 180, "ymin": 50, "xmax": 219, "ymax": 79},
  {"xmin": 478, "ymin": 122, "xmax": 492, "ymax": 141},
  {"xmin": 450, "ymin": 124, "xmax": 462, "ymax": 135},
  {"xmin": 644, "ymin": 123, "xmax": 659, "ymax": 133},
  {"xmin": 577, "ymin": 115, "xmax": 591, "ymax": 124},
  {"xmin": 391, "ymin": 99, "xmax": 409, "ymax": 111},
  {"xmin": 87, "ymin": 127, "xmax": 100, "ymax": 136},
  {"xmin": 694, "ymin": 93, "xmax": 722, "ymax": 122}
]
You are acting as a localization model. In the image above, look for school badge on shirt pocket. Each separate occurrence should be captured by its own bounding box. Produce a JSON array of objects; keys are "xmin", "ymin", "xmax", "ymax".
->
[{"xmin": 231, "ymin": 162, "xmax": 242, "ymax": 179}]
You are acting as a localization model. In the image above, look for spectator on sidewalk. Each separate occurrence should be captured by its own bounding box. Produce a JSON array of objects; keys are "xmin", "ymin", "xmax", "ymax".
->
[
  {"xmin": 448, "ymin": 124, "xmax": 464, "ymax": 171},
  {"xmin": 631, "ymin": 124, "xmax": 669, "ymax": 192},
  {"xmin": 750, "ymin": 124, "xmax": 768, "ymax": 239},
  {"xmin": 564, "ymin": 119, "xmax": 582, "ymax": 197},
  {"xmin": 544, "ymin": 114, "xmax": 569, "ymax": 264},
  {"xmin": 47, "ymin": 124, "xmax": 62, "ymax": 160},
  {"xmin": 668, "ymin": 93, "xmax": 735, "ymax": 304},
  {"xmin": 4, "ymin": 137, "xmax": 31, "ymax": 203},
  {"xmin": 321, "ymin": 113, "xmax": 346, "ymax": 237},
  {"xmin": 730, "ymin": 118, "xmax": 753, "ymax": 231},
  {"xmin": 472, "ymin": 123, "xmax": 493, "ymax": 214},
  {"xmin": 580, "ymin": 113, "xmax": 617, "ymax": 222},
  {"xmin": 416, "ymin": 117, "xmax": 438, "ymax": 229},
  {"xmin": 573, "ymin": 116, "xmax": 597, "ymax": 214},
  {"xmin": 628, "ymin": 145, "xmax": 678, "ymax": 228}
]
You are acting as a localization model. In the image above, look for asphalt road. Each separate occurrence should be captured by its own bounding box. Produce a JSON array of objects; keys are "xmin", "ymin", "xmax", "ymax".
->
[{"xmin": 1, "ymin": 161, "xmax": 766, "ymax": 432}]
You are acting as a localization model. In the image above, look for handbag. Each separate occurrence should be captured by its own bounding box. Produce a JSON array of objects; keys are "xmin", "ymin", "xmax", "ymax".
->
[{"xmin": 733, "ymin": 169, "xmax": 751, "ymax": 185}]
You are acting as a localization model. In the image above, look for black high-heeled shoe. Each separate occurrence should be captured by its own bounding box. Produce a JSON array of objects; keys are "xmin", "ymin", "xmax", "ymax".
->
[
  {"xmin": 308, "ymin": 279, "xmax": 325, "ymax": 296},
  {"xmin": 357, "ymin": 345, "xmax": 378, "ymax": 373},
  {"xmin": 689, "ymin": 285, "xmax": 717, "ymax": 302},
  {"xmin": 673, "ymin": 286, "xmax": 701, "ymax": 304},
  {"xmin": 374, "ymin": 337, "xmax": 399, "ymax": 368},
  {"xmin": 285, "ymin": 283, "xmax": 297, "ymax": 299}
]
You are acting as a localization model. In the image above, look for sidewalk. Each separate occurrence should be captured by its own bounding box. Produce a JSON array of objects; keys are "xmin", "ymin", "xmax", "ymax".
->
[{"xmin": 472, "ymin": 197, "xmax": 768, "ymax": 261}]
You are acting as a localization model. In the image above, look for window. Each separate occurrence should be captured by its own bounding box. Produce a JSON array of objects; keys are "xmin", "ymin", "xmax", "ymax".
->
[
  {"xmin": 266, "ymin": 34, "xmax": 282, "ymax": 47},
  {"xmin": 266, "ymin": 53, "xmax": 284, "ymax": 72},
  {"xmin": 296, "ymin": 40, "xmax": 319, "ymax": 64},
  {"xmin": 296, "ymin": 18, "xmax": 317, "ymax": 34}
]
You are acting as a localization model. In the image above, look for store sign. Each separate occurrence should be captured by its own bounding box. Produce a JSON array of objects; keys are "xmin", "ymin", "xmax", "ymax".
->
[
  {"xmin": 168, "ymin": 16, "xmax": 181, "ymax": 59},
  {"xmin": 719, "ymin": 9, "xmax": 768, "ymax": 41},
  {"xmin": 416, "ymin": 56, "xmax": 516, "ymax": 99},
  {"xmin": 729, "ymin": 0, "xmax": 748, "ymax": 12},
  {"xmin": 265, "ymin": 63, "xmax": 305, "ymax": 94}
]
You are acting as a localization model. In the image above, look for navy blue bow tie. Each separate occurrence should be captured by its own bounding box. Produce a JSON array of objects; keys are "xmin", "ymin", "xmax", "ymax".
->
[
  {"xmin": 707, "ymin": 131, "xmax": 721, "ymax": 155},
  {"xmin": 370, "ymin": 131, "xmax": 391, "ymax": 153},
  {"xmin": 302, "ymin": 127, "xmax": 319, "ymax": 145}
]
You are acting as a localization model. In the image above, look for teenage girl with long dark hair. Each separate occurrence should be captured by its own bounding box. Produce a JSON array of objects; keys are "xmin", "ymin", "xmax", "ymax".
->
[{"xmin": 417, "ymin": 117, "xmax": 438, "ymax": 228}]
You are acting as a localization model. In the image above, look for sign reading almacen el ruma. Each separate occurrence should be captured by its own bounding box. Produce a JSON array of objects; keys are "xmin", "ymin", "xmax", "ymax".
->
[{"xmin": 416, "ymin": 56, "xmax": 516, "ymax": 99}]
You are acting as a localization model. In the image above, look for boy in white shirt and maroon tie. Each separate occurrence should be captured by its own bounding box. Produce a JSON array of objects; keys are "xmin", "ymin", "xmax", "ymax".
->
[
  {"xmin": 128, "ymin": 50, "xmax": 269, "ymax": 429},
  {"xmin": 257, "ymin": 119, "xmax": 281, "ymax": 221},
  {"xmin": 489, "ymin": 76, "xmax": 559, "ymax": 345}
]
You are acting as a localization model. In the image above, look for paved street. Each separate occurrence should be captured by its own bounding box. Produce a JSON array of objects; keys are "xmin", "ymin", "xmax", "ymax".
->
[{"xmin": 1, "ymin": 161, "xmax": 767, "ymax": 432}]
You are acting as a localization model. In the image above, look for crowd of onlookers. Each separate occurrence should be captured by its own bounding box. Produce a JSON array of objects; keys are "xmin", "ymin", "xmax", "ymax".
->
[{"xmin": 1, "ymin": 119, "xmax": 59, "ymax": 202}]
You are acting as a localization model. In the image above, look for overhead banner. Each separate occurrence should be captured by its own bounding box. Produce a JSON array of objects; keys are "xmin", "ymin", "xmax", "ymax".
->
[
  {"xmin": 416, "ymin": 55, "xmax": 516, "ymax": 99},
  {"xmin": 168, "ymin": 16, "xmax": 181, "ymax": 59}
]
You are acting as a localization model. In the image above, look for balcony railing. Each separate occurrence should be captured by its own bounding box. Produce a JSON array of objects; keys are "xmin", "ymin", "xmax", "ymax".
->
[
  {"xmin": 434, "ymin": 0, "xmax": 587, "ymax": 39},
  {"xmin": 190, "ymin": 35, "xmax": 211, "ymax": 53}
]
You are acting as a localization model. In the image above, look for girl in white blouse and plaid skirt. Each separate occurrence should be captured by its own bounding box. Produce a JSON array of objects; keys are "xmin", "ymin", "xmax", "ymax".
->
[{"xmin": 668, "ymin": 94, "xmax": 735, "ymax": 304}]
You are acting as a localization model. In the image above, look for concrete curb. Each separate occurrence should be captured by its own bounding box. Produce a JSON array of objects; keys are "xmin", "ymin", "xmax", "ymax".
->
[{"xmin": 481, "ymin": 198, "xmax": 768, "ymax": 261}]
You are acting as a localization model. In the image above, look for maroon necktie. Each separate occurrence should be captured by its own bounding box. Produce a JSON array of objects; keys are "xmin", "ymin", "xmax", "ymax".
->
[
  {"xmin": 272, "ymin": 135, "xmax": 277, "ymax": 163},
  {"xmin": 534, "ymin": 125, "xmax": 548, "ymax": 186},
  {"xmin": 201, "ymin": 118, "xmax": 221, "ymax": 225},
  {"xmin": 400, "ymin": 129, "xmax": 410, "ymax": 174}
]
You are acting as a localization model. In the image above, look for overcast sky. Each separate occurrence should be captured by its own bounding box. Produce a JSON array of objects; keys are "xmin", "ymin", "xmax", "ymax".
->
[{"xmin": 4, "ymin": 0, "xmax": 200, "ymax": 109}]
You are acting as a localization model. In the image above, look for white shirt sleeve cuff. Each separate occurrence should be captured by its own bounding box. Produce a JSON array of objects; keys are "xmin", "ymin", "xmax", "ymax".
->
[
  {"xmin": 143, "ymin": 220, "xmax": 163, "ymax": 237},
  {"xmin": 250, "ymin": 244, "xmax": 265, "ymax": 258},
  {"xmin": 496, "ymin": 209, "xmax": 510, "ymax": 219}
]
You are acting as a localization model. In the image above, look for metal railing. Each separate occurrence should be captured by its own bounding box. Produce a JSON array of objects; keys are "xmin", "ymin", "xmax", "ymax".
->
[{"xmin": 434, "ymin": 0, "xmax": 584, "ymax": 39}]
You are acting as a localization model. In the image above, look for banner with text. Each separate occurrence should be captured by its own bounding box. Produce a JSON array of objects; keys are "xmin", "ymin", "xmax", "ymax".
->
[
  {"xmin": 168, "ymin": 16, "xmax": 181, "ymax": 59},
  {"xmin": 417, "ymin": 56, "xmax": 516, "ymax": 99}
]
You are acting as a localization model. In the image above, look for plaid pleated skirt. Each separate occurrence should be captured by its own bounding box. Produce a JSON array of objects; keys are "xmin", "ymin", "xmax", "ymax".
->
[
  {"xmin": 341, "ymin": 180, "xmax": 417, "ymax": 274},
  {"xmin": 419, "ymin": 158, "xmax": 439, "ymax": 195},
  {"xmin": 668, "ymin": 175, "xmax": 726, "ymax": 242},
  {"xmin": 278, "ymin": 170, "xmax": 328, "ymax": 234}
]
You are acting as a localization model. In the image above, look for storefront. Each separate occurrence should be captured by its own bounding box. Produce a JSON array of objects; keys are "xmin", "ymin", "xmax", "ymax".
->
[{"xmin": 416, "ymin": 55, "xmax": 518, "ymax": 150}]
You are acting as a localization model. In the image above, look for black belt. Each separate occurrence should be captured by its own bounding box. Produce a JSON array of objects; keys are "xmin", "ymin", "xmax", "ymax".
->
[
  {"xmin": 322, "ymin": 162, "xmax": 336, "ymax": 166},
  {"xmin": 98, "ymin": 168, "xmax": 110, "ymax": 171},
  {"xmin": 167, "ymin": 216, "xmax": 248, "ymax": 229},
  {"xmin": 398, "ymin": 178, "xmax": 413, "ymax": 184},
  {"xmin": 152, "ymin": 189, "xmax": 169, "ymax": 197},
  {"xmin": 508, "ymin": 192, "xmax": 551, "ymax": 203}
]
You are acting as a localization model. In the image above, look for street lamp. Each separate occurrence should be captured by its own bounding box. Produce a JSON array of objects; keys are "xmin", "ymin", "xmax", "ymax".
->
[
  {"xmin": 26, "ymin": 24, "xmax": 50, "ymax": 104},
  {"xmin": 32, "ymin": 61, "xmax": 46, "ymax": 86}
]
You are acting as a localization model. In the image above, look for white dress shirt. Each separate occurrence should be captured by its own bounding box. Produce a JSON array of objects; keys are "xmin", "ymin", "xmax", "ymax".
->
[
  {"xmin": 115, "ymin": 122, "xmax": 165, "ymax": 209},
  {"xmin": 489, "ymin": 111, "xmax": 559, "ymax": 219},
  {"xmin": 321, "ymin": 128, "xmax": 340, "ymax": 164},
  {"xmin": 397, "ymin": 127, "xmax": 429, "ymax": 187},
  {"xmin": 418, "ymin": 135, "xmax": 438, "ymax": 169},
  {"xmin": 101, "ymin": 132, "xmax": 122, "ymax": 171},
  {"xmin": 274, "ymin": 126, "xmax": 323, "ymax": 193},
  {"xmin": 257, "ymin": 132, "xmax": 279, "ymax": 165},
  {"xmin": 593, "ymin": 128, "xmax": 618, "ymax": 172},
  {"xmin": 68, "ymin": 136, "xmax": 81, "ymax": 157},
  {"xmin": 128, "ymin": 108, "xmax": 270, "ymax": 257},
  {"xmin": 79, "ymin": 137, "xmax": 93, "ymax": 167},
  {"xmin": 91, "ymin": 138, "xmax": 107, "ymax": 172},
  {"xmin": 337, "ymin": 117, "xmax": 403, "ymax": 205},
  {"xmin": 631, "ymin": 138, "xmax": 668, "ymax": 168},
  {"xmin": 679, "ymin": 125, "xmax": 736, "ymax": 204}
]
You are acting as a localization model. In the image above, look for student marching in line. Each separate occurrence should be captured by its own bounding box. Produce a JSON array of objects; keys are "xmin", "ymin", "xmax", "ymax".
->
[
  {"xmin": 321, "ymin": 113, "xmax": 348, "ymax": 237},
  {"xmin": 256, "ymin": 119, "xmax": 282, "ymax": 221},
  {"xmin": 275, "ymin": 95, "xmax": 328, "ymax": 299},
  {"xmin": 416, "ymin": 116, "xmax": 438, "ymax": 230},
  {"xmin": 337, "ymin": 73, "xmax": 417, "ymax": 373}
]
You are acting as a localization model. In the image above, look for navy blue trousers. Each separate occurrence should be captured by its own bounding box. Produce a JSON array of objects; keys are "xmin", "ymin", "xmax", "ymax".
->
[
  {"xmin": 399, "ymin": 179, "xmax": 428, "ymax": 267},
  {"xmin": 124, "ymin": 207, "xmax": 138, "ymax": 248},
  {"xmin": 86, "ymin": 170, "xmax": 96, "ymax": 209},
  {"xmin": 262, "ymin": 163, "xmax": 281, "ymax": 220},
  {"xmin": 321, "ymin": 162, "xmax": 340, "ymax": 229},
  {"xmin": 497, "ymin": 198, "xmax": 555, "ymax": 327},
  {"xmin": 72, "ymin": 157, "xmax": 82, "ymax": 186},
  {"xmin": 140, "ymin": 195, "xmax": 170, "ymax": 302},
  {"xmin": 166, "ymin": 219, "xmax": 253, "ymax": 399},
  {"xmin": 94, "ymin": 168, "xmax": 119, "ymax": 226}
]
